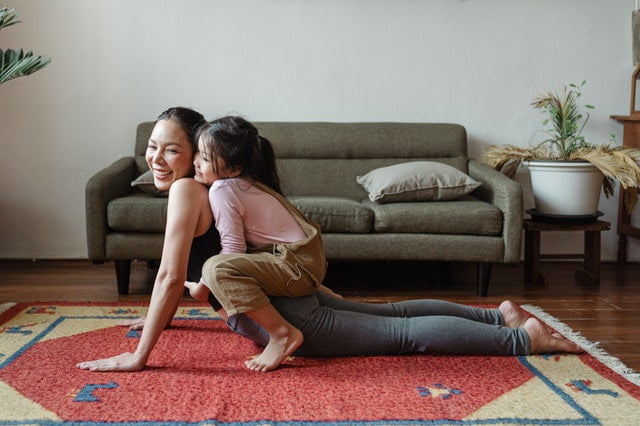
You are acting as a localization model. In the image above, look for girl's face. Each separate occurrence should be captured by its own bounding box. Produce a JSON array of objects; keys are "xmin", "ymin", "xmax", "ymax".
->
[
  {"xmin": 193, "ymin": 137, "xmax": 239, "ymax": 186},
  {"xmin": 145, "ymin": 119, "xmax": 194, "ymax": 191}
]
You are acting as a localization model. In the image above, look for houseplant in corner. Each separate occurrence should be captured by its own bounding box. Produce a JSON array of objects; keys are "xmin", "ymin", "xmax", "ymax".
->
[
  {"xmin": 0, "ymin": 5, "xmax": 51, "ymax": 85},
  {"xmin": 482, "ymin": 81, "xmax": 640, "ymax": 219}
]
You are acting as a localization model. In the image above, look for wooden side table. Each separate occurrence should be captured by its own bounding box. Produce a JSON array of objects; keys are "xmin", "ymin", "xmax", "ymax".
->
[
  {"xmin": 523, "ymin": 219, "xmax": 611, "ymax": 286},
  {"xmin": 610, "ymin": 114, "xmax": 640, "ymax": 262}
]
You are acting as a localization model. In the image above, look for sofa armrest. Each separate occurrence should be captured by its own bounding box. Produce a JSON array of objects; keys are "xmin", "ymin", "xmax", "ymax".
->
[
  {"xmin": 468, "ymin": 160, "xmax": 523, "ymax": 263},
  {"xmin": 85, "ymin": 157, "xmax": 137, "ymax": 259}
]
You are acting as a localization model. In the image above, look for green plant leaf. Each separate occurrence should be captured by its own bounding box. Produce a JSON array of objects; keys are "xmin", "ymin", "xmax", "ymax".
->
[
  {"xmin": 0, "ymin": 48, "xmax": 51, "ymax": 84},
  {"xmin": 0, "ymin": 5, "xmax": 51, "ymax": 86},
  {"xmin": 0, "ymin": 5, "xmax": 21, "ymax": 31}
]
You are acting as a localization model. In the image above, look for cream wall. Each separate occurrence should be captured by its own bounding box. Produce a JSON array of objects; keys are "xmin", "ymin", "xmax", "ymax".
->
[{"xmin": 1, "ymin": 0, "xmax": 638, "ymax": 261}]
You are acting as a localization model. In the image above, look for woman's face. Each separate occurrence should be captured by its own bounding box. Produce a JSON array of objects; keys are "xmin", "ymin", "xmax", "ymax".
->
[{"xmin": 145, "ymin": 119, "xmax": 194, "ymax": 191}]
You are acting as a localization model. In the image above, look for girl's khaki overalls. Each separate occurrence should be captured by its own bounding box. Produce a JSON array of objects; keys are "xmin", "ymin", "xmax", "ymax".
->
[{"xmin": 202, "ymin": 180, "xmax": 327, "ymax": 316}]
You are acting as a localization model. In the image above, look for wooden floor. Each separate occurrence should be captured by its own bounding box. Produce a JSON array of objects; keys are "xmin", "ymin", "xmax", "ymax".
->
[{"xmin": 1, "ymin": 259, "xmax": 638, "ymax": 373}]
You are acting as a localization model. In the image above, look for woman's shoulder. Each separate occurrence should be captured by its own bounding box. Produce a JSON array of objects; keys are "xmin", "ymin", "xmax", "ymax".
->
[
  {"xmin": 167, "ymin": 178, "xmax": 213, "ymax": 234},
  {"xmin": 170, "ymin": 178, "xmax": 209, "ymax": 199}
]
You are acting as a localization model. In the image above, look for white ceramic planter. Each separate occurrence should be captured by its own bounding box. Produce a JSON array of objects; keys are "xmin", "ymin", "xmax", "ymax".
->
[{"xmin": 524, "ymin": 160, "xmax": 603, "ymax": 216}]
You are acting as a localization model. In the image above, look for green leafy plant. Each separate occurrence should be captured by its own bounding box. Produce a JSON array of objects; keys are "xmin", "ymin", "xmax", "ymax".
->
[
  {"xmin": 481, "ymin": 81, "xmax": 640, "ymax": 212},
  {"xmin": 530, "ymin": 80, "xmax": 594, "ymax": 158},
  {"xmin": 0, "ymin": 5, "xmax": 51, "ymax": 85}
]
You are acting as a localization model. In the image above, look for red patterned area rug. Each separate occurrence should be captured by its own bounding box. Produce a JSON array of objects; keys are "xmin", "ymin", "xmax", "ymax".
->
[{"xmin": 1, "ymin": 302, "xmax": 639, "ymax": 425}]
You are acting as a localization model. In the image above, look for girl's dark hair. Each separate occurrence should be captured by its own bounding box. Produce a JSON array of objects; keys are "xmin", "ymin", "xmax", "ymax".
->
[
  {"xmin": 197, "ymin": 116, "xmax": 282, "ymax": 194},
  {"xmin": 156, "ymin": 107, "xmax": 206, "ymax": 150}
]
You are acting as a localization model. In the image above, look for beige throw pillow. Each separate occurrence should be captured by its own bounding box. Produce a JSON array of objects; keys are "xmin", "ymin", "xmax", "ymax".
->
[
  {"xmin": 131, "ymin": 170, "xmax": 169, "ymax": 197},
  {"xmin": 356, "ymin": 161, "xmax": 481, "ymax": 203}
]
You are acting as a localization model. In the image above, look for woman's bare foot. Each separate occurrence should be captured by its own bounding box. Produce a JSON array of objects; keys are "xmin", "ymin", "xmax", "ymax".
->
[
  {"xmin": 523, "ymin": 318, "xmax": 583, "ymax": 354},
  {"xmin": 499, "ymin": 300, "xmax": 528, "ymax": 328},
  {"xmin": 184, "ymin": 280, "xmax": 210, "ymax": 302},
  {"xmin": 245, "ymin": 324, "xmax": 303, "ymax": 372}
]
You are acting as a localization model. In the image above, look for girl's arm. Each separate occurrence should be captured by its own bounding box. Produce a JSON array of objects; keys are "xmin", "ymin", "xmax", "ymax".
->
[
  {"xmin": 209, "ymin": 183, "xmax": 247, "ymax": 254},
  {"xmin": 77, "ymin": 179, "xmax": 210, "ymax": 371}
]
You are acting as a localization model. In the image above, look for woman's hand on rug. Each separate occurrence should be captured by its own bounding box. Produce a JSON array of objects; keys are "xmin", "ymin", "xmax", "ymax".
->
[
  {"xmin": 76, "ymin": 352, "xmax": 145, "ymax": 372},
  {"xmin": 117, "ymin": 316, "xmax": 174, "ymax": 330},
  {"xmin": 117, "ymin": 317, "xmax": 146, "ymax": 330}
]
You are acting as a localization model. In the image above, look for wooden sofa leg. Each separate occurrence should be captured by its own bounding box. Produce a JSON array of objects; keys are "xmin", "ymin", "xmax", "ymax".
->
[
  {"xmin": 115, "ymin": 260, "xmax": 131, "ymax": 295},
  {"xmin": 477, "ymin": 262, "xmax": 493, "ymax": 297}
]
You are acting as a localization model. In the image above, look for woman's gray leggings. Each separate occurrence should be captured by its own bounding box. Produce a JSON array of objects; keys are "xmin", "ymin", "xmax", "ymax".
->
[{"xmin": 225, "ymin": 292, "xmax": 531, "ymax": 357}]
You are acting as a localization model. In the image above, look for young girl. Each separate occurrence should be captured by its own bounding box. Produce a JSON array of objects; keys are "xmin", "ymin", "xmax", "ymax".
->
[{"xmin": 188, "ymin": 115, "xmax": 335, "ymax": 372}]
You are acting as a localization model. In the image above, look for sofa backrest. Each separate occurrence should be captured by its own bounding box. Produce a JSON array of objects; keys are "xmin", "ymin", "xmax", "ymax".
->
[
  {"xmin": 135, "ymin": 121, "xmax": 468, "ymax": 199},
  {"xmin": 256, "ymin": 122, "xmax": 468, "ymax": 199}
]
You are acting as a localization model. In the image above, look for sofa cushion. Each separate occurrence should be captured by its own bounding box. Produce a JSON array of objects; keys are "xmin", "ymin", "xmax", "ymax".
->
[
  {"xmin": 288, "ymin": 196, "xmax": 373, "ymax": 234},
  {"xmin": 131, "ymin": 170, "xmax": 169, "ymax": 197},
  {"xmin": 356, "ymin": 161, "xmax": 481, "ymax": 203},
  {"xmin": 108, "ymin": 194, "xmax": 167, "ymax": 232},
  {"xmin": 364, "ymin": 195, "xmax": 502, "ymax": 236}
]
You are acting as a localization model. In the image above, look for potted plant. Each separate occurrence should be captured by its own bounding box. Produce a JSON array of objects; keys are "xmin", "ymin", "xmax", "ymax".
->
[
  {"xmin": 482, "ymin": 81, "xmax": 640, "ymax": 218},
  {"xmin": 1, "ymin": 5, "xmax": 51, "ymax": 85}
]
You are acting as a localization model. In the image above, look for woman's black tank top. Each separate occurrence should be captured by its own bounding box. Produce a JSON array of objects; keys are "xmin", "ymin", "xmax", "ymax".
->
[{"xmin": 187, "ymin": 222, "xmax": 223, "ymax": 310}]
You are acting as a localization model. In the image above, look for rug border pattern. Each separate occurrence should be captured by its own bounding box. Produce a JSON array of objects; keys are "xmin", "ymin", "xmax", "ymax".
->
[{"xmin": 522, "ymin": 304, "xmax": 640, "ymax": 386}]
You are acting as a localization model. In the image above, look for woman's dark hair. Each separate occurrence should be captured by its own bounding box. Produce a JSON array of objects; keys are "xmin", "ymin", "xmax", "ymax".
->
[
  {"xmin": 156, "ymin": 107, "xmax": 206, "ymax": 150},
  {"xmin": 197, "ymin": 116, "xmax": 282, "ymax": 194}
]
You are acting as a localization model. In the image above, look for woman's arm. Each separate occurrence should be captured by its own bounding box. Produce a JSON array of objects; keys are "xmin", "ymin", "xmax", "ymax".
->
[
  {"xmin": 116, "ymin": 287, "xmax": 182, "ymax": 331},
  {"xmin": 77, "ymin": 179, "xmax": 210, "ymax": 371}
]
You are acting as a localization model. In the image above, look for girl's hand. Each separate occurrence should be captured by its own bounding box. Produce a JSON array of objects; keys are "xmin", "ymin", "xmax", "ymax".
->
[
  {"xmin": 76, "ymin": 352, "xmax": 145, "ymax": 372},
  {"xmin": 117, "ymin": 317, "xmax": 146, "ymax": 330}
]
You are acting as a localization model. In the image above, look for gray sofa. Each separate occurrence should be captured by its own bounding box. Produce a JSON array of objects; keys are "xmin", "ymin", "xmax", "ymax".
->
[{"xmin": 86, "ymin": 121, "xmax": 523, "ymax": 296}]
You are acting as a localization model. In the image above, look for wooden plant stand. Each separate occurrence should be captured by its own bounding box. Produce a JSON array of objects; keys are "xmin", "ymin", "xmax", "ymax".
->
[{"xmin": 523, "ymin": 219, "xmax": 611, "ymax": 286}]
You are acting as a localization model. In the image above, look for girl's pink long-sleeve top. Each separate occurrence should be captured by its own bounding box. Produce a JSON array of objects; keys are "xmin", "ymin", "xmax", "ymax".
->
[{"xmin": 209, "ymin": 178, "xmax": 306, "ymax": 254}]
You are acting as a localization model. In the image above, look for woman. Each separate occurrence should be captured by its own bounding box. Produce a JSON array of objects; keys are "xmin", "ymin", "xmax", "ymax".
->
[{"xmin": 76, "ymin": 108, "xmax": 581, "ymax": 373}]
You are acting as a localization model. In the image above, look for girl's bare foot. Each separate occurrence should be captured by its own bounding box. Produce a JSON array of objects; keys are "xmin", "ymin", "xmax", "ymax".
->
[
  {"xmin": 523, "ymin": 318, "xmax": 583, "ymax": 354},
  {"xmin": 245, "ymin": 324, "xmax": 303, "ymax": 372},
  {"xmin": 184, "ymin": 280, "xmax": 210, "ymax": 302},
  {"xmin": 499, "ymin": 300, "xmax": 528, "ymax": 328}
]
